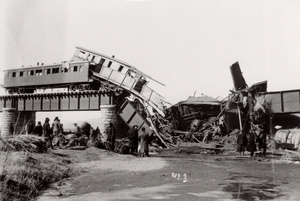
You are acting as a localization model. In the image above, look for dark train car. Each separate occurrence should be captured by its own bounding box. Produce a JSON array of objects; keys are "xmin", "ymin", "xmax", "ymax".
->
[
  {"xmin": 3, "ymin": 61, "xmax": 93, "ymax": 93},
  {"xmin": 263, "ymin": 89, "xmax": 300, "ymax": 134},
  {"xmin": 167, "ymin": 96, "xmax": 222, "ymax": 131}
]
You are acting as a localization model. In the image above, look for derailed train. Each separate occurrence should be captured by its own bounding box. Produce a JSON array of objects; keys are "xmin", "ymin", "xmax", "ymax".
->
[
  {"xmin": 2, "ymin": 47, "xmax": 150, "ymax": 95},
  {"xmin": 2, "ymin": 46, "xmax": 171, "ymax": 147}
]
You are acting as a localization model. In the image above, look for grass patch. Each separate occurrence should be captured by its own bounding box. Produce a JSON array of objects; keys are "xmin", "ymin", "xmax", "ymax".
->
[
  {"xmin": 0, "ymin": 135, "xmax": 48, "ymax": 153},
  {"xmin": 0, "ymin": 135, "xmax": 76, "ymax": 200}
]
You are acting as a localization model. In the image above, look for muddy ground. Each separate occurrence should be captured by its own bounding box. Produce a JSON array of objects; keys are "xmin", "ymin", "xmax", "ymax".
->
[{"xmin": 38, "ymin": 146, "xmax": 300, "ymax": 201}]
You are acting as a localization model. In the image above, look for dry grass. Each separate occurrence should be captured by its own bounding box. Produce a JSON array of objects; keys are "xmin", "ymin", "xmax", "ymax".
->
[
  {"xmin": 0, "ymin": 135, "xmax": 76, "ymax": 201},
  {"xmin": 0, "ymin": 135, "xmax": 48, "ymax": 153}
]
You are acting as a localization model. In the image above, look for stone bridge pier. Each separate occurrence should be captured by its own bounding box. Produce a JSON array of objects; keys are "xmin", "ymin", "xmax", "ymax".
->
[
  {"xmin": 0, "ymin": 106, "xmax": 127, "ymax": 138},
  {"xmin": 1, "ymin": 108, "xmax": 36, "ymax": 137},
  {"xmin": 98, "ymin": 105, "xmax": 128, "ymax": 138}
]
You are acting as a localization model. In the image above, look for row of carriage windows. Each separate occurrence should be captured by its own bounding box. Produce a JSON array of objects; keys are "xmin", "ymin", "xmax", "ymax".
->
[
  {"xmin": 78, "ymin": 51, "xmax": 124, "ymax": 73},
  {"xmin": 8, "ymin": 66, "xmax": 84, "ymax": 78}
]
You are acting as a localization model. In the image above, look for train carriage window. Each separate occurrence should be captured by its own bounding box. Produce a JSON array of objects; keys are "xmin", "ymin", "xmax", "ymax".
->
[
  {"xmin": 35, "ymin": 69, "xmax": 43, "ymax": 76},
  {"xmin": 79, "ymin": 66, "xmax": 83, "ymax": 72},
  {"xmin": 19, "ymin": 71, "xmax": 24, "ymax": 77},
  {"xmin": 99, "ymin": 58, "xmax": 105, "ymax": 67},
  {"xmin": 46, "ymin": 69, "xmax": 51, "ymax": 75},
  {"xmin": 52, "ymin": 68, "xmax": 59, "ymax": 74},
  {"xmin": 118, "ymin": 65, "xmax": 124, "ymax": 72},
  {"xmin": 12, "ymin": 72, "xmax": 16, "ymax": 77},
  {"xmin": 28, "ymin": 70, "xmax": 34, "ymax": 76},
  {"xmin": 94, "ymin": 56, "xmax": 101, "ymax": 63},
  {"xmin": 78, "ymin": 51, "xmax": 86, "ymax": 59},
  {"xmin": 108, "ymin": 61, "xmax": 112, "ymax": 67},
  {"xmin": 73, "ymin": 66, "xmax": 78, "ymax": 72}
]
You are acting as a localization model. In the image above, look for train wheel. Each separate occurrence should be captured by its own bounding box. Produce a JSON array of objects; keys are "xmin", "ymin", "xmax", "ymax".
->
[
  {"xmin": 114, "ymin": 87, "xmax": 123, "ymax": 96},
  {"xmin": 85, "ymin": 85, "xmax": 92, "ymax": 90},
  {"xmin": 69, "ymin": 85, "xmax": 76, "ymax": 91},
  {"xmin": 6, "ymin": 89, "xmax": 14, "ymax": 94},
  {"xmin": 103, "ymin": 83, "xmax": 110, "ymax": 90},
  {"xmin": 77, "ymin": 85, "xmax": 84, "ymax": 91},
  {"xmin": 160, "ymin": 125, "xmax": 172, "ymax": 134},
  {"xmin": 18, "ymin": 88, "xmax": 25, "ymax": 94}
]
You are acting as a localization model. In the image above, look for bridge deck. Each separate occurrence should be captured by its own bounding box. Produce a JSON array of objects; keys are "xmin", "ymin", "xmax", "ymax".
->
[{"xmin": 0, "ymin": 91, "xmax": 114, "ymax": 112}]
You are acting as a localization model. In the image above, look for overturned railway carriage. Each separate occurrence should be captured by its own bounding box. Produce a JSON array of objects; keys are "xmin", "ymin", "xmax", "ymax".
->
[{"xmin": 72, "ymin": 46, "xmax": 166, "ymax": 112}]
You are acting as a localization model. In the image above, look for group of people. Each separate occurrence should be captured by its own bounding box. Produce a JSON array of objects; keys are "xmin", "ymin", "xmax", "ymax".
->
[
  {"xmin": 26, "ymin": 117, "xmax": 64, "ymax": 149},
  {"xmin": 25, "ymin": 117, "xmax": 153, "ymax": 156},
  {"xmin": 237, "ymin": 130, "xmax": 267, "ymax": 157},
  {"xmin": 127, "ymin": 125, "xmax": 152, "ymax": 157}
]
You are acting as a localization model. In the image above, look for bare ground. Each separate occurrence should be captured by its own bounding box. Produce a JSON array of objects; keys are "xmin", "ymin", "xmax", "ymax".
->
[{"xmin": 38, "ymin": 147, "xmax": 300, "ymax": 201}]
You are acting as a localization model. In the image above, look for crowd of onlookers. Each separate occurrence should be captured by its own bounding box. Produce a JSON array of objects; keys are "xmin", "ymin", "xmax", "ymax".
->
[{"xmin": 25, "ymin": 117, "xmax": 154, "ymax": 157}]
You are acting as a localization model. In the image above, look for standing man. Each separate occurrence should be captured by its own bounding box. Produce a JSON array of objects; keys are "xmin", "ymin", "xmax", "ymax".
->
[
  {"xmin": 138, "ymin": 127, "xmax": 149, "ymax": 157},
  {"xmin": 32, "ymin": 121, "xmax": 43, "ymax": 136},
  {"xmin": 237, "ymin": 131, "xmax": 247, "ymax": 156},
  {"xmin": 258, "ymin": 132, "xmax": 267, "ymax": 157},
  {"xmin": 9, "ymin": 122, "xmax": 14, "ymax": 135},
  {"xmin": 128, "ymin": 125, "xmax": 138, "ymax": 154},
  {"xmin": 26, "ymin": 120, "xmax": 35, "ymax": 135},
  {"xmin": 106, "ymin": 122, "xmax": 116, "ymax": 151},
  {"xmin": 248, "ymin": 132, "xmax": 257, "ymax": 157},
  {"xmin": 52, "ymin": 117, "xmax": 60, "ymax": 136},
  {"xmin": 43, "ymin": 117, "xmax": 53, "ymax": 149}
]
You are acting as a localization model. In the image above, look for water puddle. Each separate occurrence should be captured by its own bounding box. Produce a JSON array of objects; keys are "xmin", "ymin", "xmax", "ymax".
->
[{"xmin": 221, "ymin": 175, "xmax": 284, "ymax": 200}]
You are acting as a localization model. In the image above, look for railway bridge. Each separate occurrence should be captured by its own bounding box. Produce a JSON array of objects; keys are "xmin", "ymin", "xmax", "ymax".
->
[{"xmin": 0, "ymin": 90, "xmax": 125, "ymax": 136}]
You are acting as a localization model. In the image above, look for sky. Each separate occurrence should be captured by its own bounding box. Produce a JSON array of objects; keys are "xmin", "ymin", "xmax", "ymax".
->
[{"xmin": 1, "ymin": 0, "xmax": 300, "ymax": 106}]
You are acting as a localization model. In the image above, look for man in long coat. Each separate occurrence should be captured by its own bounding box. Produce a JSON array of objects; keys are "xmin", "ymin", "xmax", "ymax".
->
[
  {"xmin": 52, "ymin": 117, "xmax": 60, "ymax": 135},
  {"xmin": 106, "ymin": 123, "xmax": 116, "ymax": 150},
  {"xmin": 237, "ymin": 132, "xmax": 247, "ymax": 156},
  {"xmin": 138, "ymin": 127, "xmax": 149, "ymax": 157},
  {"xmin": 43, "ymin": 117, "xmax": 53, "ymax": 148},
  {"xmin": 127, "ymin": 125, "xmax": 138, "ymax": 154}
]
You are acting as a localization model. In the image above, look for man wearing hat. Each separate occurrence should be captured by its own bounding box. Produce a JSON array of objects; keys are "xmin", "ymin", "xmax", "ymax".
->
[
  {"xmin": 52, "ymin": 117, "xmax": 60, "ymax": 135},
  {"xmin": 43, "ymin": 117, "xmax": 53, "ymax": 149},
  {"xmin": 33, "ymin": 121, "xmax": 43, "ymax": 136},
  {"xmin": 127, "ymin": 125, "xmax": 138, "ymax": 154}
]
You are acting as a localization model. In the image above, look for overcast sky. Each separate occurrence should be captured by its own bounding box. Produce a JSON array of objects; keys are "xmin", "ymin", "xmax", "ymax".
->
[{"xmin": 1, "ymin": 0, "xmax": 300, "ymax": 105}]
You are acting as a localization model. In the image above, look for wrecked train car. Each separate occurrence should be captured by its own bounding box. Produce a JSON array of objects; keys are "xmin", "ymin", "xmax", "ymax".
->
[
  {"xmin": 224, "ymin": 62, "xmax": 270, "ymax": 135},
  {"xmin": 167, "ymin": 96, "xmax": 222, "ymax": 131},
  {"xmin": 225, "ymin": 62, "xmax": 300, "ymax": 138},
  {"xmin": 261, "ymin": 89, "xmax": 300, "ymax": 134}
]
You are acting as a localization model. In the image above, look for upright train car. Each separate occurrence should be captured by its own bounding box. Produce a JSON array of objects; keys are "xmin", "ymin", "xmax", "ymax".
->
[{"xmin": 3, "ymin": 61, "xmax": 92, "ymax": 93}]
